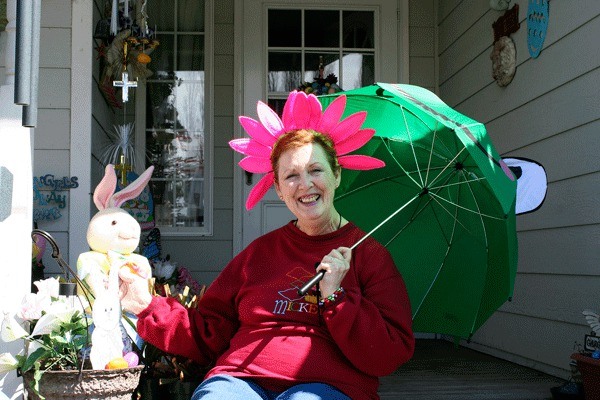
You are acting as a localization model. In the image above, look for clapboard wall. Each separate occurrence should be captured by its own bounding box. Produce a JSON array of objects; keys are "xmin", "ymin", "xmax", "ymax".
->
[
  {"xmin": 31, "ymin": 0, "xmax": 73, "ymax": 275},
  {"xmin": 436, "ymin": 0, "xmax": 600, "ymax": 378}
]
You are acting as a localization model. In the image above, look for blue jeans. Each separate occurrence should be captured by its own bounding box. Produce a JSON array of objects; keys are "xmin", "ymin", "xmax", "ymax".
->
[{"xmin": 191, "ymin": 374, "xmax": 351, "ymax": 400}]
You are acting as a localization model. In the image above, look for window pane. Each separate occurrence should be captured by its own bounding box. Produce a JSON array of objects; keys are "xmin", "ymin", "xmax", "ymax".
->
[
  {"xmin": 343, "ymin": 11, "xmax": 374, "ymax": 49},
  {"xmin": 304, "ymin": 10, "xmax": 339, "ymax": 48},
  {"xmin": 304, "ymin": 53, "xmax": 339, "ymax": 83},
  {"xmin": 267, "ymin": 99, "xmax": 287, "ymax": 117},
  {"xmin": 268, "ymin": 9, "xmax": 301, "ymax": 47},
  {"xmin": 151, "ymin": 34, "xmax": 175, "ymax": 78},
  {"xmin": 177, "ymin": 35, "xmax": 204, "ymax": 71},
  {"xmin": 174, "ymin": 79, "xmax": 205, "ymax": 133},
  {"xmin": 151, "ymin": 180, "xmax": 174, "ymax": 226},
  {"xmin": 146, "ymin": 1, "xmax": 175, "ymax": 31},
  {"xmin": 268, "ymin": 51, "xmax": 301, "ymax": 92},
  {"xmin": 178, "ymin": 0, "xmax": 205, "ymax": 32},
  {"xmin": 147, "ymin": 81, "xmax": 177, "ymax": 129},
  {"xmin": 341, "ymin": 53, "xmax": 374, "ymax": 90}
]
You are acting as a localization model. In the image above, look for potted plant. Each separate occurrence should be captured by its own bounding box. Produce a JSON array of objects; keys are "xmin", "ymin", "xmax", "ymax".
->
[
  {"xmin": 0, "ymin": 277, "xmax": 143, "ymax": 399},
  {"xmin": 570, "ymin": 310, "xmax": 600, "ymax": 400}
]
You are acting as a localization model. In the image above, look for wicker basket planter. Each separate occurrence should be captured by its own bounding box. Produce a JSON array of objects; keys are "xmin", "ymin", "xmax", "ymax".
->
[
  {"xmin": 23, "ymin": 365, "xmax": 144, "ymax": 400},
  {"xmin": 572, "ymin": 353, "xmax": 600, "ymax": 400}
]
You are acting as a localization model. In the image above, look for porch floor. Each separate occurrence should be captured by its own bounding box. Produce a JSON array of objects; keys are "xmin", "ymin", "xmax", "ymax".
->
[{"xmin": 378, "ymin": 339, "xmax": 566, "ymax": 400}]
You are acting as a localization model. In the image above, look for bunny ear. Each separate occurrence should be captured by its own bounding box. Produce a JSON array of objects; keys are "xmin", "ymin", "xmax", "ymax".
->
[
  {"xmin": 109, "ymin": 166, "xmax": 155, "ymax": 208},
  {"xmin": 93, "ymin": 165, "xmax": 118, "ymax": 210}
]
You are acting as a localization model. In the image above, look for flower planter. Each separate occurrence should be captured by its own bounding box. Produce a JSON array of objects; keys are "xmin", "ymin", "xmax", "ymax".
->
[
  {"xmin": 23, "ymin": 365, "xmax": 143, "ymax": 400},
  {"xmin": 572, "ymin": 353, "xmax": 600, "ymax": 400}
]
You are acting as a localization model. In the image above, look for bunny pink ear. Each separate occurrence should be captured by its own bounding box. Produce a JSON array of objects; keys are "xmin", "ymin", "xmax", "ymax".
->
[
  {"xmin": 109, "ymin": 166, "xmax": 155, "ymax": 208},
  {"xmin": 93, "ymin": 165, "xmax": 118, "ymax": 210}
]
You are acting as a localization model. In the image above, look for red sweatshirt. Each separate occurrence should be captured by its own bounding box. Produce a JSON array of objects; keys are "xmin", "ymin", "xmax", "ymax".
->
[{"xmin": 137, "ymin": 221, "xmax": 414, "ymax": 399}]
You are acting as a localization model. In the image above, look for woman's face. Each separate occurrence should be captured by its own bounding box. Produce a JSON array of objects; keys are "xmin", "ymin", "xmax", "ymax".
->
[{"xmin": 274, "ymin": 142, "xmax": 340, "ymax": 226}]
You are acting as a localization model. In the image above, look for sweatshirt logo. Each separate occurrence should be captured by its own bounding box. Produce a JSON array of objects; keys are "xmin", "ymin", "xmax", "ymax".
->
[{"xmin": 272, "ymin": 266, "xmax": 319, "ymax": 316}]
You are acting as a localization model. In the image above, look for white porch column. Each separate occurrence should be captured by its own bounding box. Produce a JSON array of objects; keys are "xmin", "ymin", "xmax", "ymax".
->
[{"xmin": 0, "ymin": 0, "xmax": 33, "ymax": 398}]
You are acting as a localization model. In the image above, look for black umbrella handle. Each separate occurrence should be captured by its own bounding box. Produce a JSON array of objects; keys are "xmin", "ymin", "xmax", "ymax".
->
[{"xmin": 297, "ymin": 270, "xmax": 325, "ymax": 296}]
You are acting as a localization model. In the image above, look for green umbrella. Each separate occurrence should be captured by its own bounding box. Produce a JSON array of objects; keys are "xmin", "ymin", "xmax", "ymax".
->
[{"xmin": 319, "ymin": 83, "xmax": 518, "ymax": 340}]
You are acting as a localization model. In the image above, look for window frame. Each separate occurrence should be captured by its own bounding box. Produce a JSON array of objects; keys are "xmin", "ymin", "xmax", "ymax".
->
[
  {"xmin": 266, "ymin": 7, "xmax": 377, "ymax": 101},
  {"xmin": 135, "ymin": 0, "xmax": 214, "ymax": 237}
]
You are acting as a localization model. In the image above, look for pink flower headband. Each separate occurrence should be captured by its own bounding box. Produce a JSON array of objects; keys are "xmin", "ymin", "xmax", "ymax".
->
[{"xmin": 230, "ymin": 90, "xmax": 385, "ymax": 210}]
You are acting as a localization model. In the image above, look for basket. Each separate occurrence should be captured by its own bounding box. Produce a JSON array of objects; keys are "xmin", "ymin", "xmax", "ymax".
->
[{"xmin": 23, "ymin": 366, "xmax": 144, "ymax": 400}]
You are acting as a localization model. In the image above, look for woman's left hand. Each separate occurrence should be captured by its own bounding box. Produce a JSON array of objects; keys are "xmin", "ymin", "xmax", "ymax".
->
[{"xmin": 317, "ymin": 247, "xmax": 352, "ymax": 298}]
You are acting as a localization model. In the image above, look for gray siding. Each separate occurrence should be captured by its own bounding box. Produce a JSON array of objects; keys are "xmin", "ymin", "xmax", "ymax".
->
[
  {"xmin": 32, "ymin": 0, "xmax": 72, "ymax": 275},
  {"xmin": 409, "ymin": 0, "xmax": 435, "ymax": 90},
  {"xmin": 436, "ymin": 0, "xmax": 600, "ymax": 378}
]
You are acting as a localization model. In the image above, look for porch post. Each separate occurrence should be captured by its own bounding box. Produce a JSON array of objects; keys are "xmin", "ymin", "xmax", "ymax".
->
[{"xmin": 0, "ymin": 0, "xmax": 33, "ymax": 397}]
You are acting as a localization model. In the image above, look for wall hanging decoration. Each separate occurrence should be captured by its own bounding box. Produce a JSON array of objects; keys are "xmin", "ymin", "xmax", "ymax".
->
[
  {"xmin": 527, "ymin": 0, "xmax": 549, "ymax": 58},
  {"xmin": 95, "ymin": 0, "xmax": 160, "ymax": 108},
  {"xmin": 490, "ymin": 4, "xmax": 520, "ymax": 87},
  {"xmin": 32, "ymin": 174, "xmax": 79, "ymax": 222}
]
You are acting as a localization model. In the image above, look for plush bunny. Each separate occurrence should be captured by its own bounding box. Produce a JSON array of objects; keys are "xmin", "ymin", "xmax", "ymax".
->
[
  {"xmin": 77, "ymin": 164, "xmax": 153, "ymax": 369},
  {"xmin": 77, "ymin": 164, "xmax": 154, "ymax": 299},
  {"xmin": 89, "ymin": 257, "xmax": 125, "ymax": 369}
]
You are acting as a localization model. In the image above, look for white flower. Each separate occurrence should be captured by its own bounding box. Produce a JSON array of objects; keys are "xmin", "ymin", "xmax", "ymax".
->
[
  {"xmin": 1, "ymin": 312, "xmax": 28, "ymax": 342},
  {"xmin": 34, "ymin": 277, "xmax": 60, "ymax": 298},
  {"xmin": 18, "ymin": 293, "xmax": 44, "ymax": 320},
  {"xmin": 0, "ymin": 352, "xmax": 19, "ymax": 373},
  {"xmin": 153, "ymin": 259, "xmax": 178, "ymax": 280}
]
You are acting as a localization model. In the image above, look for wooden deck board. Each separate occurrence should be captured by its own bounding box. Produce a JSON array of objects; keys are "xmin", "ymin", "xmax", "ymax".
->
[{"xmin": 378, "ymin": 340, "xmax": 566, "ymax": 399}]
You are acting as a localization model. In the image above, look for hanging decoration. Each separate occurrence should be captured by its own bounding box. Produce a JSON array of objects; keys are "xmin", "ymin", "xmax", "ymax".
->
[
  {"xmin": 490, "ymin": 4, "xmax": 520, "ymax": 87},
  {"xmin": 296, "ymin": 56, "xmax": 343, "ymax": 95},
  {"xmin": 527, "ymin": 0, "xmax": 549, "ymax": 58},
  {"xmin": 95, "ymin": 0, "xmax": 160, "ymax": 108}
]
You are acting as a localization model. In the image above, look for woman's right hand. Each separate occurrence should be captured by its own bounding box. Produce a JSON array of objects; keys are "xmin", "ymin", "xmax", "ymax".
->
[{"xmin": 118, "ymin": 266, "xmax": 153, "ymax": 315}]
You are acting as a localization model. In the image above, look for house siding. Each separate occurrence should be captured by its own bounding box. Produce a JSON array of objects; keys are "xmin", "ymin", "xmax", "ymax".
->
[
  {"xmin": 32, "ymin": 0, "xmax": 73, "ymax": 276},
  {"xmin": 436, "ymin": 0, "xmax": 600, "ymax": 378}
]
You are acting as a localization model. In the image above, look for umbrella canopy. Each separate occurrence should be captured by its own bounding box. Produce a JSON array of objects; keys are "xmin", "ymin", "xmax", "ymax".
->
[{"xmin": 319, "ymin": 83, "xmax": 518, "ymax": 339}]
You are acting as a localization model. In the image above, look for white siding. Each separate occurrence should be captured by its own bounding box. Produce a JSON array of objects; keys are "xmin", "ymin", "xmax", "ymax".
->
[{"xmin": 436, "ymin": 0, "xmax": 600, "ymax": 379}]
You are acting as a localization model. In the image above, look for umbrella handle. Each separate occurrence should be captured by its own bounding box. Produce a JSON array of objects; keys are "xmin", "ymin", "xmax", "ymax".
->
[{"xmin": 297, "ymin": 271, "xmax": 325, "ymax": 296}]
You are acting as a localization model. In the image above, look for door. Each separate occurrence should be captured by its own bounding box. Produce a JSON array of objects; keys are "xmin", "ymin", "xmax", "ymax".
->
[{"xmin": 236, "ymin": 0, "xmax": 406, "ymax": 251}]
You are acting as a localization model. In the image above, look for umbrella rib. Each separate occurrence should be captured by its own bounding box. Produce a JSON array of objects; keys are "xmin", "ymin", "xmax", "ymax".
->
[
  {"xmin": 400, "ymin": 106, "xmax": 425, "ymax": 186},
  {"xmin": 427, "ymin": 146, "xmax": 467, "ymax": 190},
  {"xmin": 429, "ymin": 191, "xmax": 505, "ymax": 221},
  {"xmin": 350, "ymin": 193, "xmax": 421, "ymax": 250},
  {"xmin": 382, "ymin": 194, "xmax": 442, "ymax": 248},
  {"xmin": 428, "ymin": 175, "xmax": 487, "ymax": 191},
  {"xmin": 411, "ymin": 191, "xmax": 459, "ymax": 320},
  {"xmin": 460, "ymin": 169, "xmax": 491, "ymax": 336},
  {"xmin": 424, "ymin": 123, "xmax": 439, "ymax": 187},
  {"xmin": 381, "ymin": 138, "xmax": 422, "ymax": 188}
]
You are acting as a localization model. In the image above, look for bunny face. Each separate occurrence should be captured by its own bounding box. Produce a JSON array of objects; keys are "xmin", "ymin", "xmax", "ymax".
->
[{"xmin": 87, "ymin": 208, "xmax": 141, "ymax": 255}]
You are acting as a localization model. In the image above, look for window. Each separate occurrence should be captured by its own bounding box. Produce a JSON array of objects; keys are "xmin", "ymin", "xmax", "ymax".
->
[
  {"xmin": 267, "ymin": 8, "xmax": 375, "ymax": 112},
  {"xmin": 138, "ymin": 0, "xmax": 212, "ymax": 235}
]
